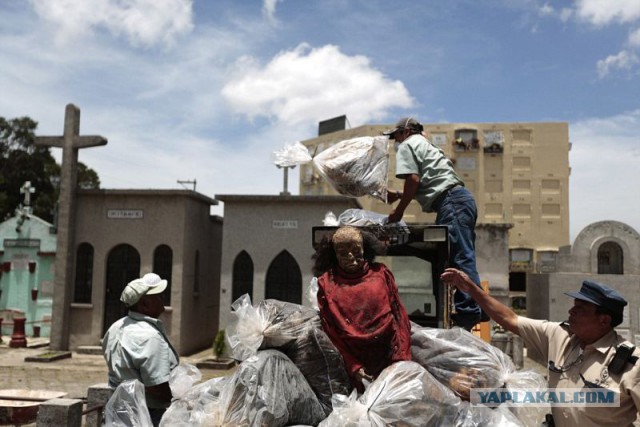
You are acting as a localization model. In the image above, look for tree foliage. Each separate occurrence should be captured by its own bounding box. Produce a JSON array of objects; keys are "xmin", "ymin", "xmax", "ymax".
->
[{"xmin": 0, "ymin": 116, "xmax": 101, "ymax": 223}]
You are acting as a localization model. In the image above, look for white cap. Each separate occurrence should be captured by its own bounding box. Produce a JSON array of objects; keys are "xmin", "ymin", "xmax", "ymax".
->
[{"xmin": 120, "ymin": 273, "xmax": 167, "ymax": 307}]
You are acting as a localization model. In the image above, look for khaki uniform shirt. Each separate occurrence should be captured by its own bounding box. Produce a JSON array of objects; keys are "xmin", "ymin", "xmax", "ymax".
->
[{"xmin": 518, "ymin": 316, "xmax": 640, "ymax": 427}]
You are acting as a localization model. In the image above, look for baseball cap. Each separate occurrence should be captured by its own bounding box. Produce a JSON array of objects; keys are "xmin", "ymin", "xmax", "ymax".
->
[
  {"xmin": 383, "ymin": 117, "xmax": 422, "ymax": 136},
  {"xmin": 120, "ymin": 273, "xmax": 168, "ymax": 307},
  {"xmin": 565, "ymin": 280, "xmax": 627, "ymax": 315}
]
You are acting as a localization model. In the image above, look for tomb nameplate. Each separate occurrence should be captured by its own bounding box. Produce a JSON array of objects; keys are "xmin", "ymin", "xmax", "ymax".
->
[
  {"xmin": 4, "ymin": 239, "xmax": 41, "ymax": 249},
  {"xmin": 272, "ymin": 220, "xmax": 298, "ymax": 229},
  {"xmin": 107, "ymin": 209, "xmax": 144, "ymax": 219}
]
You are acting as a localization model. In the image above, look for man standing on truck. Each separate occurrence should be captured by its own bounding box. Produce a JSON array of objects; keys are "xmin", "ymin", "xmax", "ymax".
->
[{"xmin": 385, "ymin": 117, "xmax": 487, "ymax": 330}]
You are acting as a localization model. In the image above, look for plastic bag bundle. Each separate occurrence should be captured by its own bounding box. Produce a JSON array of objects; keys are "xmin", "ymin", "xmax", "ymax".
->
[
  {"xmin": 411, "ymin": 325, "xmax": 547, "ymax": 427},
  {"xmin": 203, "ymin": 350, "xmax": 326, "ymax": 427},
  {"xmin": 271, "ymin": 141, "xmax": 313, "ymax": 167},
  {"xmin": 338, "ymin": 208, "xmax": 388, "ymax": 226},
  {"xmin": 320, "ymin": 361, "xmax": 462, "ymax": 427},
  {"xmin": 104, "ymin": 380, "xmax": 152, "ymax": 427},
  {"xmin": 160, "ymin": 376, "xmax": 230, "ymax": 426},
  {"xmin": 169, "ymin": 363, "xmax": 202, "ymax": 400},
  {"xmin": 227, "ymin": 295, "xmax": 351, "ymax": 415},
  {"xmin": 226, "ymin": 294, "xmax": 274, "ymax": 361},
  {"xmin": 312, "ymin": 136, "xmax": 389, "ymax": 202},
  {"xmin": 227, "ymin": 295, "xmax": 320, "ymax": 360},
  {"xmin": 411, "ymin": 325, "xmax": 518, "ymax": 400},
  {"xmin": 257, "ymin": 299, "xmax": 322, "ymax": 350},
  {"xmin": 286, "ymin": 323, "xmax": 352, "ymax": 415}
]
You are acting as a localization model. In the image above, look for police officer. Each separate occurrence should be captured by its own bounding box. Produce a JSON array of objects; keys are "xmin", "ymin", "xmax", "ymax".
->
[{"xmin": 441, "ymin": 268, "xmax": 640, "ymax": 427}]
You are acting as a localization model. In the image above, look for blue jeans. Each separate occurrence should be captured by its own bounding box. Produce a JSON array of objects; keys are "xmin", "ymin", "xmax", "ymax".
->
[
  {"xmin": 434, "ymin": 186, "xmax": 484, "ymax": 325},
  {"xmin": 148, "ymin": 408, "xmax": 166, "ymax": 427}
]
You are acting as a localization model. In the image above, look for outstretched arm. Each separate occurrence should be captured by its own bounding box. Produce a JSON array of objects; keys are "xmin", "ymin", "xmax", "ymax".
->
[
  {"xmin": 388, "ymin": 174, "xmax": 420, "ymax": 223},
  {"xmin": 440, "ymin": 268, "xmax": 518, "ymax": 334}
]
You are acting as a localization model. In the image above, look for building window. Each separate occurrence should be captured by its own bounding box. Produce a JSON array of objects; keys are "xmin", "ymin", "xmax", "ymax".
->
[
  {"xmin": 232, "ymin": 251, "xmax": 254, "ymax": 303},
  {"xmin": 153, "ymin": 245, "xmax": 173, "ymax": 306},
  {"xmin": 74, "ymin": 243, "xmax": 94, "ymax": 303},
  {"xmin": 597, "ymin": 242, "xmax": 623, "ymax": 274}
]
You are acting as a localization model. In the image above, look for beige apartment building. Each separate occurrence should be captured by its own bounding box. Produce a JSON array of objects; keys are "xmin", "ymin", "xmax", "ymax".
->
[{"xmin": 299, "ymin": 117, "xmax": 571, "ymax": 304}]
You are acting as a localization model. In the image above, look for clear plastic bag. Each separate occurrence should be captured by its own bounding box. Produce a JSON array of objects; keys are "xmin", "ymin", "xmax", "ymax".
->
[
  {"xmin": 337, "ymin": 208, "xmax": 407, "ymax": 227},
  {"xmin": 227, "ymin": 295, "xmax": 320, "ymax": 360},
  {"xmin": 410, "ymin": 324, "xmax": 547, "ymax": 426},
  {"xmin": 307, "ymin": 277, "xmax": 319, "ymax": 311},
  {"xmin": 105, "ymin": 380, "xmax": 152, "ymax": 427},
  {"xmin": 319, "ymin": 361, "xmax": 462, "ymax": 426},
  {"xmin": 312, "ymin": 136, "xmax": 389, "ymax": 201},
  {"xmin": 226, "ymin": 295, "xmax": 351, "ymax": 415},
  {"xmin": 272, "ymin": 141, "xmax": 313, "ymax": 167},
  {"xmin": 322, "ymin": 211, "xmax": 339, "ymax": 226},
  {"xmin": 160, "ymin": 376, "xmax": 230, "ymax": 426},
  {"xmin": 411, "ymin": 325, "xmax": 517, "ymax": 399},
  {"xmin": 205, "ymin": 350, "xmax": 326, "ymax": 426},
  {"xmin": 169, "ymin": 363, "xmax": 202, "ymax": 400}
]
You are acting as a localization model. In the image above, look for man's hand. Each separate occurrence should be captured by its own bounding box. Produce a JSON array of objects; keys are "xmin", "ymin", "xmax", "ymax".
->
[
  {"xmin": 356, "ymin": 367, "xmax": 374, "ymax": 386},
  {"xmin": 441, "ymin": 268, "xmax": 476, "ymax": 294},
  {"xmin": 441, "ymin": 268, "xmax": 519, "ymax": 333},
  {"xmin": 386, "ymin": 191, "xmax": 401, "ymax": 204},
  {"xmin": 388, "ymin": 209, "xmax": 404, "ymax": 223}
]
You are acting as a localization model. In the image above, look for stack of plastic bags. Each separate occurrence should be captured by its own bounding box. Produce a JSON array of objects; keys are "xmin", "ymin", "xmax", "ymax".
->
[
  {"xmin": 226, "ymin": 295, "xmax": 352, "ymax": 415},
  {"xmin": 109, "ymin": 294, "xmax": 548, "ymax": 426},
  {"xmin": 318, "ymin": 361, "xmax": 523, "ymax": 426}
]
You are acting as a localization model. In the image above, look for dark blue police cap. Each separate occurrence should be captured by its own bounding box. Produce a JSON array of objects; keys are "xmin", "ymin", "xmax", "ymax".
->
[{"xmin": 565, "ymin": 280, "xmax": 627, "ymax": 314}]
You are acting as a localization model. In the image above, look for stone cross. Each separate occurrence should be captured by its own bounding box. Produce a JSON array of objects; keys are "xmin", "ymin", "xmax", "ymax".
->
[
  {"xmin": 20, "ymin": 181, "xmax": 35, "ymax": 206},
  {"xmin": 35, "ymin": 104, "xmax": 107, "ymax": 350}
]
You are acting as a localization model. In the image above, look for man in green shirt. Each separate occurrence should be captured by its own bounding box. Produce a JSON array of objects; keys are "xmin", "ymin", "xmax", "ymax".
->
[{"xmin": 385, "ymin": 117, "xmax": 487, "ymax": 329}]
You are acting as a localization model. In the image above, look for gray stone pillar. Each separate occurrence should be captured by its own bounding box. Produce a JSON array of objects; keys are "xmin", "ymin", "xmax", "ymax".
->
[
  {"xmin": 36, "ymin": 398, "xmax": 83, "ymax": 427},
  {"xmin": 85, "ymin": 383, "xmax": 112, "ymax": 427}
]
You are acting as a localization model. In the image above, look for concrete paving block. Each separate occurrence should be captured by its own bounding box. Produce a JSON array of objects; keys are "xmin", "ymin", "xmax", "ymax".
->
[
  {"xmin": 36, "ymin": 398, "xmax": 83, "ymax": 427},
  {"xmin": 85, "ymin": 384, "xmax": 112, "ymax": 427}
]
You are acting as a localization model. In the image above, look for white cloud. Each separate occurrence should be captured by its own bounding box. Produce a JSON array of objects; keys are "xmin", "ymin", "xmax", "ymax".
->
[
  {"xmin": 262, "ymin": 0, "xmax": 283, "ymax": 24},
  {"xmin": 569, "ymin": 110, "xmax": 640, "ymax": 240},
  {"xmin": 538, "ymin": 4, "xmax": 554, "ymax": 17},
  {"xmin": 559, "ymin": 8, "xmax": 574, "ymax": 23},
  {"xmin": 596, "ymin": 50, "xmax": 639, "ymax": 78},
  {"xmin": 28, "ymin": 0, "xmax": 194, "ymax": 47},
  {"xmin": 573, "ymin": 0, "xmax": 640, "ymax": 26},
  {"xmin": 221, "ymin": 44, "xmax": 415, "ymax": 127},
  {"xmin": 629, "ymin": 27, "xmax": 640, "ymax": 47}
]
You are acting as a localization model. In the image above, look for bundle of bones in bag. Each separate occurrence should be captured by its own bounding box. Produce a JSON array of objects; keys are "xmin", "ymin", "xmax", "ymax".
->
[{"xmin": 106, "ymin": 294, "xmax": 548, "ymax": 426}]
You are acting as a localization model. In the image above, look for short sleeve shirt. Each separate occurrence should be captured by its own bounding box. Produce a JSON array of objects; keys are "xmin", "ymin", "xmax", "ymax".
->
[
  {"xmin": 395, "ymin": 134, "xmax": 462, "ymax": 212},
  {"xmin": 517, "ymin": 316, "xmax": 640, "ymax": 427},
  {"xmin": 102, "ymin": 312, "xmax": 179, "ymax": 408}
]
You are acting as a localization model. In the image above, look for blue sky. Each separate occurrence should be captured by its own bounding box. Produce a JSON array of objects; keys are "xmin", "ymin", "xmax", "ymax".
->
[{"xmin": 1, "ymin": 0, "xmax": 639, "ymax": 242}]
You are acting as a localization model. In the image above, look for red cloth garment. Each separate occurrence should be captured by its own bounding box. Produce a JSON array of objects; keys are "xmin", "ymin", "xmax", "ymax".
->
[{"xmin": 317, "ymin": 262, "xmax": 412, "ymax": 391}]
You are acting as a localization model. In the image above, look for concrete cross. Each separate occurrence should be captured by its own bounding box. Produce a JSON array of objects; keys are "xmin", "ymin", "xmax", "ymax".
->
[
  {"xmin": 35, "ymin": 104, "xmax": 107, "ymax": 350},
  {"xmin": 20, "ymin": 181, "xmax": 35, "ymax": 206}
]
